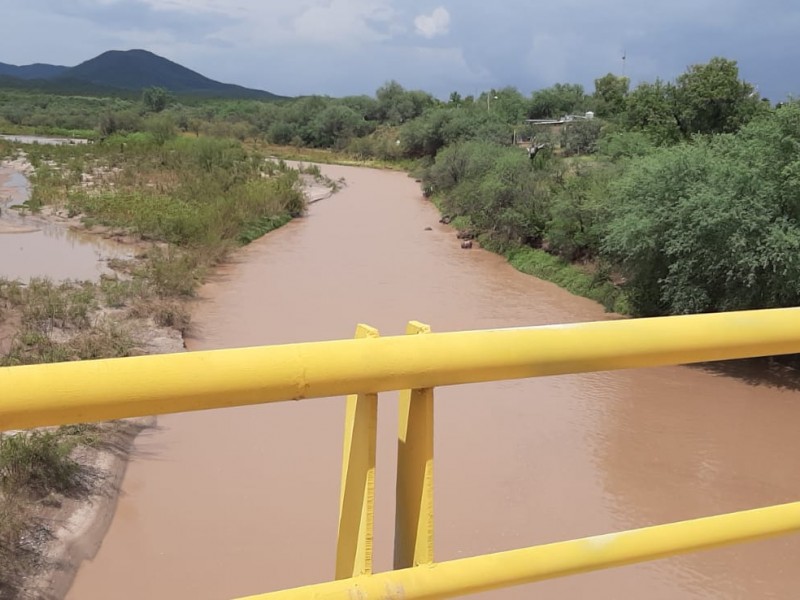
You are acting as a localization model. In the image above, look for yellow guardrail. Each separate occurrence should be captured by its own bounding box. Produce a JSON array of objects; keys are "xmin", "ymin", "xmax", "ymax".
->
[{"xmin": 2, "ymin": 307, "xmax": 800, "ymax": 598}]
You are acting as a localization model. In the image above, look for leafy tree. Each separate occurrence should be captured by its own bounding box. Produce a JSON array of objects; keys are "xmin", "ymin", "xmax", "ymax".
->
[
  {"xmin": 604, "ymin": 103, "xmax": 800, "ymax": 315},
  {"xmin": 340, "ymin": 95, "xmax": 379, "ymax": 120},
  {"xmin": 547, "ymin": 165, "xmax": 613, "ymax": 260},
  {"xmin": 672, "ymin": 57, "xmax": 763, "ymax": 136},
  {"xmin": 398, "ymin": 106, "xmax": 513, "ymax": 159},
  {"xmin": 597, "ymin": 130, "xmax": 654, "ymax": 160},
  {"xmin": 400, "ymin": 109, "xmax": 451, "ymax": 158},
  {"xmin": 528, "ymin": 84, "xmax": 587, "ymax": 119},
  {"xmin": 593, "ymin": 73, "xmax": 629, "ymax": 118},
  {"xmin": 309, "ymin": 105, "xmax": 368, "ymax": 148},
  {"xmin": 141, "ymin": 86, "xmax": 171, "ymax": 113},
  {"xmin": 267, "ymin": 121, "xmax": 297, "ymax": 145},
  {"xmin": 561, "ymin": 119, "xmax": 602, "ymax": 155},
  {"xmin": 488, "ymin": 87, "xmax": 528, "ymax": 124},
  {"xmin": 98, "ymin": 109, "xmax": 142, "ymax": 136},
  {"xmin": 623, "ymin": 80, "xmax": 681, "ymax": 145},
  {"xmin": 375, "ymin": 81, "xmax": 434, "ymax": 124}
]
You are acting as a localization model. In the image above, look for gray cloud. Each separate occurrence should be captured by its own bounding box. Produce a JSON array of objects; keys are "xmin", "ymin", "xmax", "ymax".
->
[{"xmin": 3, "ymin": 0, "xmax": 798, "ymax": 101}]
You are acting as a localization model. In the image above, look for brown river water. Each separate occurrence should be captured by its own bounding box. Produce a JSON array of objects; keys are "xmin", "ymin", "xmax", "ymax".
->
[
  {"xmin": 0, "ymin": 162, "xmax": 129, "ymax": 282},
  {"xmin": 66, "ymin": 164, "xmax": 800, "ymax": 599}
]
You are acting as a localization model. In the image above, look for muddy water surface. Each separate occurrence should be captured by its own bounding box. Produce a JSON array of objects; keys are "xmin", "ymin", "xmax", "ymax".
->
[
  {"xmin": 0, "ymin": 165, "xmax": 130, "ymax": 281},
  {"xmin": 67, "ymin": 164, "xmax": 800, "ymax": 599}
]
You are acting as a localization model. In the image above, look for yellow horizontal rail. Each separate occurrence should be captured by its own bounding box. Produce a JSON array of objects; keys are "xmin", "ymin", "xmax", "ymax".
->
[
  {"xmin": 3, "ymin": 307, "xmax": 800, "ymax": 431},
  {"xmin": 238, "ymin": 501, "xmax": 800, "ymax": 600}
]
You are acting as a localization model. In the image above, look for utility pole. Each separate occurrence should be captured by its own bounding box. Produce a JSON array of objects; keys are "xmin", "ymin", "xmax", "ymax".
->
[
  {"xmin": 487, "ymin": 90, "xmax": 498, "ymax": 113},
  {"xmin": 622, "ymin": 49, "xmax": 627, "ymax": 77}
]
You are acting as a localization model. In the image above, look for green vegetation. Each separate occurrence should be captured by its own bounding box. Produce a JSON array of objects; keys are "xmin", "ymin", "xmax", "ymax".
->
[
  {"xmin": 0, "ymin": 431, "xmax": 81, "ymax": 497},
  {"xmin": 21, "ymin": 134, "xmax": 304, "ymax": 298},
  {"xmin": 0, "ymin": 131, "xmax": 305, "ymax": 594},
  {"xmin": 2, "ymin": 54, "xmax": 795, "ymax": 321},
  {"xmin": 414, "ymin": 57, "xmax": 795, "ymax": 318}
]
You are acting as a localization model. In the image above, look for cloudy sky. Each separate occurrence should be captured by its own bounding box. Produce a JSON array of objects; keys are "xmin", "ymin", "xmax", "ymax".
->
[{"xmin": 2, "ymin": 0, "xmax": 798, "ymax": 101}]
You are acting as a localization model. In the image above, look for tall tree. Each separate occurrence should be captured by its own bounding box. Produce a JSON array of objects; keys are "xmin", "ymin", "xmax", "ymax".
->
[
  {"xmin": 375, "ymin": 81, "xmax": 434, "ymax": 124},
  {"xmin": 624, "ymin": 80, "xmax": 681, "ymax": 145},
  {"xmin": 672, "ymin": 57, "xmax": 763, "ymax": 135},
  {"xmin": 593, "ymin": 73, "xmax": 629, "ymax": 118},
  {"xmin": 528, "ymin": 84, "xmax": 587, "ymax": 119}
]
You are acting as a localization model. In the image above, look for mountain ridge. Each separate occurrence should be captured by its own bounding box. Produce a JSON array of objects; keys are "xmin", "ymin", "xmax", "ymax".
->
[
  {"xmin": 0, "ymin": 49, "xmax": 284, "ymax": 100},
  {"xmin": 0, "ymin": 62, "xmax": 69, "ymax": 80}
]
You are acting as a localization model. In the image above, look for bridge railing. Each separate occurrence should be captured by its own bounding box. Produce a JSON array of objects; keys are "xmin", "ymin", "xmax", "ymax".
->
[{"xmin": 2, "ymin": 308, "xmax": 800, "ymax": 598}]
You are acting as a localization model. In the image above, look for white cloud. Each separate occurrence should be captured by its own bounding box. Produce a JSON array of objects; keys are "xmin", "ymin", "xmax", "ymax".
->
[
  {"xmin": 414, "ymin": 7, "xmax": 450, "ymax": 39},
  {"xmin": 292, "ymin": 0, "xmax": 397, "ymax": 45}
]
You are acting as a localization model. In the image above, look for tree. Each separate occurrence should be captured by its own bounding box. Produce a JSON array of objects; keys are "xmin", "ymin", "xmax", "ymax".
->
[
  {"xmin": 604, "ymin": 103, "xmax": 800, "ymax": 316},
  {"xmin": 593, "ymin": 73, "xmax": 629, "ymax": 118},
  {"xmin": 672, "ymin": 57, "xmax": 763, "ymax": 136},
  {"xmin": 488, "ymin": 87, "xmax": 528, "ymax": 124},
  {"xmin": 561, "ymin": 119, "xmax": 602, "ymax": 156},
  {"xmin": 597, "ymin": 130, "xmax": 654, "ymax": 160},
  {"xmin": 309, "ymin": 105, "xmax": 368, "ymax": 148},
  {"xmin": 547, "ymin": 165, "xmax": 613, "ymax": 260},
  {"xmin": 375, "ymin": 81, "xmax": 434, "ymax": 125},
  {"xmin": 623, "ymin": 80, "xmax": 681, "ymax": 145},
  {"xmin": 528, "ymin": 84, "xmax": 587, "ymax": 119},
  {"xmin": 267, "ymin": 121, "xmax": 297, "ymax": 145},
  {"xmin": 141, "ymin": 86, "xmax": 171, "ymax": 113},
  {"xmin": 340, "ymin": 95, "xmax": 379, "ymax": 120}
]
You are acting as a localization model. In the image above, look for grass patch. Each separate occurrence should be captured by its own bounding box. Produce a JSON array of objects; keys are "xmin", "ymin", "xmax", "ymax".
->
[
  {"xmin": 239, "ymin": 214, "xmax": 292, "ymax": 244},
  {"xmin": 257, "ymin": 142, "xmax": 416, "ymax": 171},
  {"xmin": 20, "ymin": 279, "xmax": 95, "ymax": 331},
  {"xmin": 504, "ymin": 245, "xmax": 629, "ymax": 313},
  {"xmin": 0, "ymin": 431, "xmax": 80, "ymax": 499},
  {"xmin": 0, "ymin": 427, "xmax": 94, "ymax": 596},
  {"xmin": 129, "ymin": 297, "xmax": 191, "ymax": 333}
]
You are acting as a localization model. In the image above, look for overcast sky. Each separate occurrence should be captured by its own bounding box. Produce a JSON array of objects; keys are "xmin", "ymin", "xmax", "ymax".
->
[{"xmin": 2, "ymin": 0, "xmax": 798, "ymax": 101}]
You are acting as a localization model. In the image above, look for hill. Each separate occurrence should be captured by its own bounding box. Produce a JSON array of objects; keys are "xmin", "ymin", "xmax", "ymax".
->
[
  {"xmin": 0, "ymin": 50, "xmax": 284, "ymax": 100},
  {"xmin": 0, "ymin": 62, "xmax": 69, "ymax": 80}
]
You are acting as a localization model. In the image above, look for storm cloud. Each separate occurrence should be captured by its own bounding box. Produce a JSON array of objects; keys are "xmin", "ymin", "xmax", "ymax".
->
[{"xmin": 3, "ymin": 0, "xmax": 797, "ymax": 101}]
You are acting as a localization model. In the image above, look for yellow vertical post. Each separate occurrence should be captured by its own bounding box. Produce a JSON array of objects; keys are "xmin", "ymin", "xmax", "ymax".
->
[
  {"xmin": 335, "ymin": 324, "xmax": 380, "ymax": 580},
  {"xmin": 394, "ymin": 321, "xmax": 434, "ymax": 569}
]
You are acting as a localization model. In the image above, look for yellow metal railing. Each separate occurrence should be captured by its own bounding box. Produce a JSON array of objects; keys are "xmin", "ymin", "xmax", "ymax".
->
[{"xmin": 2, "ymin": 307, "xmax": 800, "ymax": 598}]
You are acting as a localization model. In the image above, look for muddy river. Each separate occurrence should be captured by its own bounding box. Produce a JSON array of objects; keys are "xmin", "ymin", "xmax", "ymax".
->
[{"xmin": 66, "ymin": 164, "xmax": 800, "ymax": 599}]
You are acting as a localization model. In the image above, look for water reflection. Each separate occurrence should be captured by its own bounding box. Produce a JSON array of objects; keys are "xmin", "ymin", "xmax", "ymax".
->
[{"xmin": 0, "ymin": 165, "xmax": 131, "ymax": 281}]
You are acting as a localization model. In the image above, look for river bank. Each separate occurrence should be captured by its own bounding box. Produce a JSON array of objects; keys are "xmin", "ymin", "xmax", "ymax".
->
[
  {"xmin": 258, "ymin": 144, "xmax": 631, "ymax": 315},
  {"xmin": 0, "ymin": 152, "xmax": 186, "ymax": 600},
  {"xmin": 0, "ymin": 139, "xmax": 326, "ymax": 599}
]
